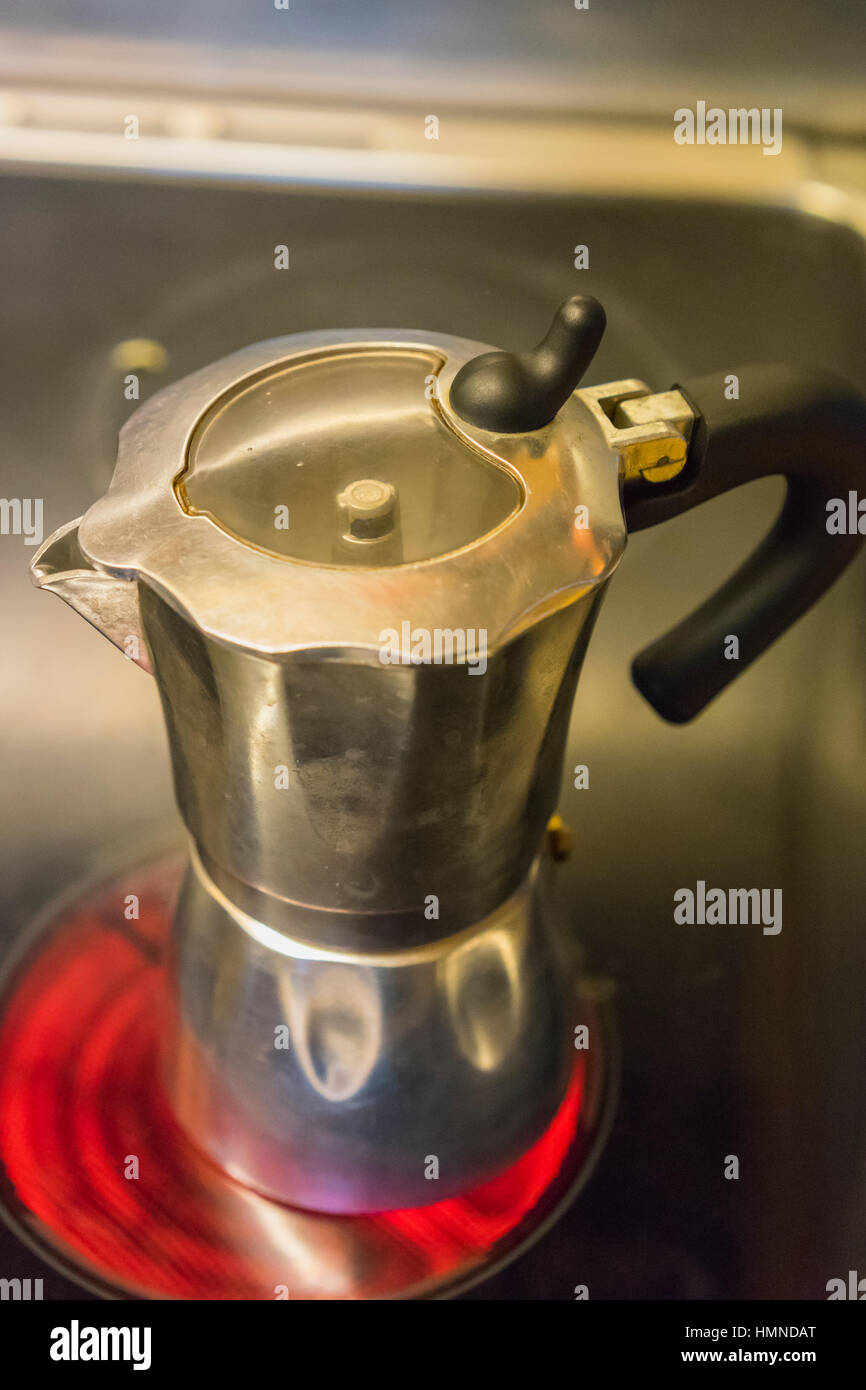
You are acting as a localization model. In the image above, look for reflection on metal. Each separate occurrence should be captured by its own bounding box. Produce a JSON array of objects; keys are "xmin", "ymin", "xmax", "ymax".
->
[
  {"xmin": 441, "ymin": 906, "xmax": 525, "ymax": 1075},
  {"xmin": 278, "ymin": 963, "xmax": 383, "ymax": 1103},
  {"xmin": 166, "ymin": 849, "xmax": 574, "ymax": 1212}
]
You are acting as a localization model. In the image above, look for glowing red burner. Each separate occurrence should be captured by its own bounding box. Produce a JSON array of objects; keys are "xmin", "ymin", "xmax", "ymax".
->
[{"xmin": 0, "ymin": 859, "xmax": 607, "ymax": 1299}]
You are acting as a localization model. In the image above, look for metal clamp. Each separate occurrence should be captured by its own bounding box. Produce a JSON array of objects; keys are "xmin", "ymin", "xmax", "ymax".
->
[{"xmin": 578, "ymin": 380, "xmax": 694, "ymax": 485}]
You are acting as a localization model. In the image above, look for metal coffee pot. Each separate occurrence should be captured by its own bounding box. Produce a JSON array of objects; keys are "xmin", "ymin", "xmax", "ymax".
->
[{"xmin": 32, "ymin": 297, "xmax": 865, "ymax": 1213}]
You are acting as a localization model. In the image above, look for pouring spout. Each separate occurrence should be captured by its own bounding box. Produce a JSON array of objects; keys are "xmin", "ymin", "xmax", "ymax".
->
[{"xmin": 30, "ymin": 517, "xmax": 151, "ymax": 674}]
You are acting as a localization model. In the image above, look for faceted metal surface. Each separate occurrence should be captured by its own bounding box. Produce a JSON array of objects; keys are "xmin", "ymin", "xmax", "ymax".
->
[{"xmin": 29, "ymin": 315, "xmax": 627, "ymax": 1211}]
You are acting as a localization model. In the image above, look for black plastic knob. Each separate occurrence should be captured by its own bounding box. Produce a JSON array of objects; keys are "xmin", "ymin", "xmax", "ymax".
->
[{"xmin": 450, "ymin": 295, "xmax": 606, "ymax": 434}]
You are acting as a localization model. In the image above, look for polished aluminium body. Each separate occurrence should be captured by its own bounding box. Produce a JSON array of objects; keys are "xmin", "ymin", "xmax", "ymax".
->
[{"xmin": 32, "ymin": 326, "xmax": 690, "ymax": 1212}]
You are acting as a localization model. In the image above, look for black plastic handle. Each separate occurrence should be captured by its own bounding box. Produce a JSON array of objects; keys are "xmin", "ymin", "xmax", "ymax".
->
[{"xmin": 624, "ymin": 365, "xmax": 866, "ymax": 723}]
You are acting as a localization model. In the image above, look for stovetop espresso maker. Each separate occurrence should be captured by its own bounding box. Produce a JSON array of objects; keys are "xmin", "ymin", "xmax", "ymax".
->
[{"xmin": 32, "ymin": 296, "xmax": 866, "ymax": 1215}]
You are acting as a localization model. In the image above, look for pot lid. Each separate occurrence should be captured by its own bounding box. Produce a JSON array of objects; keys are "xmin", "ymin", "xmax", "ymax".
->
[{"xmin": 76, "ymin": 324, "xmax": 626, "ymax": 656}]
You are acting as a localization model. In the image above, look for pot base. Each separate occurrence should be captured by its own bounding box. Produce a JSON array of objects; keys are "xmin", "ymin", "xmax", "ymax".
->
[{"xmin": 0, "ymin": 855, "xmax": 613, "ymax": 1299}]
